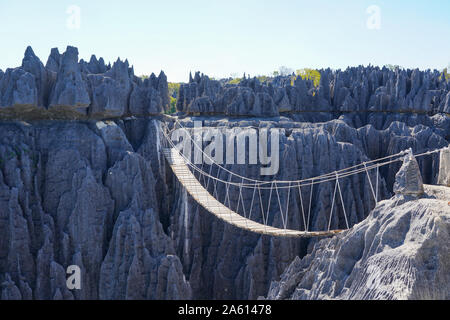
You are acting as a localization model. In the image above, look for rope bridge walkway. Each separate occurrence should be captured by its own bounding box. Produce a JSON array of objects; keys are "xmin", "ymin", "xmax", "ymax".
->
[{"xmin": 160, "ymin": 119, "xmax": 446, "ymax": 238}]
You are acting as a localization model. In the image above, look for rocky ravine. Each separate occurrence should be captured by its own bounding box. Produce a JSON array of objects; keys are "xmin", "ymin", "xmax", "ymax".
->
[
  {"xmin": 0, "ymin": 46, "xmax": 449, "ymax": 300},
  {"xmin": 0, "ymin": 116, "xmax": 447, "ymax": 300}
]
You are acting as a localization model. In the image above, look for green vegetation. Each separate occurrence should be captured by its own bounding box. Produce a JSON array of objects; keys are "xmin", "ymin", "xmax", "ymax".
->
[
  {"xmin": 165, "ymin": 96, "xmax": 177, "ymax": 114},
  {"xmin": 227, "ymin": 75, "xmax": 271, "ymax": 85},
  {"xmin": 291, "ymin": 68, "xmax": 321, "ymax": 87},
  {"xmin": 165, "ymin": 82, "xmax": 181, "ymax": 114},
  {"xmin": 168, "ymin": 82, "xmax": 180, "ymax": 96},
  {"xmin": 228, "ymin": 78, "xmax": 242, "ymax": 85},
  {"xmin": 441, "ymin": 68, "xmax": 450, "ymax": 82},
  {"xmin": 256, "ymin": 75, "xmax": 270, "ymax": 83},
  {"xmin": 140, "ymin": 75, "xmax": 149, "ymax": 80}
]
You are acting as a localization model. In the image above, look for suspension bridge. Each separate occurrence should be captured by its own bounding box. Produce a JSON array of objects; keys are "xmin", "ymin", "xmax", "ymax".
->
[{"xmin": 161, "ymin": 119, "xmax": 446, "ymax": 238}]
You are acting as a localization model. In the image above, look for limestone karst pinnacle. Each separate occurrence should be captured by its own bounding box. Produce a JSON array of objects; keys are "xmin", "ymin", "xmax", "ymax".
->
[
  {"xmin": 0, "ymin": 46, "xmax": 170, "ymax": 118},
  {"xmin": 438, "ymin": 146, "xmax": 450, "ymax": 186},
  {"xmin": 1, "ymin": 46, "xmax": 450, "ymax": 120},
  {"xmin": 393, "ymin": 148, "xmax": 425, "ymax": 196}
]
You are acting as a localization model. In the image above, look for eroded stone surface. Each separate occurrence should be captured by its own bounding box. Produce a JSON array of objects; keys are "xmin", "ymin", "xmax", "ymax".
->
[
  {"xmin": 438, "ymin": 147, "xmax": 450, "ymax": 186},
  {"xmin": 266, "ymin": 185, "xmax": 450, "ymax": 300},
  {"xmin": 393, "ymin": 149, "xmax": 424, "ymax": 196}
]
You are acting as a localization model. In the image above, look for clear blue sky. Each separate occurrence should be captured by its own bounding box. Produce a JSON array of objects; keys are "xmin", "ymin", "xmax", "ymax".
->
[{"xmin": 0, "ymin": 0, "xmax": 449, "ymax": 82}]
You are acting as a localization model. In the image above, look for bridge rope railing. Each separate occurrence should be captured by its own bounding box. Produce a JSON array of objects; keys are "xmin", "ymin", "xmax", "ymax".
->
[
  {"xmin": 163, "ymin": 119, "xmax": 413, "ymax": 186},
  {"xmin": 160, "ymin": 119, "xmax": 446, "ymax": 234}
]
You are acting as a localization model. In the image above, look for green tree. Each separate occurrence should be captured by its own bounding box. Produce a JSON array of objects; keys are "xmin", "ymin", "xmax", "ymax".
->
[
  {"xmin": 291, "ymin": 68, "xmax": 321, "ymax": 87},
  {"xmin": 228, "ymin": 78, "xmax": 242, "ymax": 85},
  {"xmin": 441, "ymin": 68, "xmax": 450, "ymax": 82},
  {"xmin": 165, "ymin": 96, "xmax": 177, "ymax": 114},
  {"xmin": 168, "ymin": 82, "xmax": 181, "ymax": 97}
]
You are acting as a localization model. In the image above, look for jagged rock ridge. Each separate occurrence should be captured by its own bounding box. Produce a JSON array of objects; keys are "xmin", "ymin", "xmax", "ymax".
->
[
  {"xmin": 177, "ymin": 69, "xmax": 450, "ymax": 116},
  {"xmin": 0, "ymin": 46, "xmax": 169, "ymax": 119}
]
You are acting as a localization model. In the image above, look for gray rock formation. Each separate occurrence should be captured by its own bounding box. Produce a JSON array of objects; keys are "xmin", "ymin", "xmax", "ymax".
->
[
  {"xmin": 21, "ymin": 46, "xmax": 50, "ymax": 108},
  {"xmin": 0, "ymin": 120, "xmax": 190, "ymax": 300},
  {"xmin": 45, "ymin": 48, "xmax": 61, "ymax": 73},
  {"xmin": 0, "ymin": 67, "xmax": 39, "ymax": 108},
  {"xmin": 129, "ymin": 72, "xmax": 168, "ymax": 116},
  {"xmin": 393, "ymin": 149, "xmax": 424, "ymax": 196},
  {"xmin": 0, "ymin": 46, "xmax": 169, "ymax": 119},
  {"xmin": 266, "ymin": 184, "xmax": 450, "ymax": 300},
  {"xmin": 438, "ymin": 146, "xmax": 450, "ymax": 186},
  {"xmin": 88, "ymin": 59, "xmax": 133, "ymax": 117},
  {"xmin": 49, "ymin": 46, "xmax": 91, "ymax": 111},
  {"xmin": 176, "ymin": 67, "xmax": 450, "ymax": 117},
  {"xmin": 1, "ymin": 46, "xmax": 449, "ymax": 120}
]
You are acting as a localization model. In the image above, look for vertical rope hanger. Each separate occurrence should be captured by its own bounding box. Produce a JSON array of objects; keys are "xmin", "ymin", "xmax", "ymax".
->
[
  {"xmin": 336, "ymin": 172, "xmax": 349, "ymax": 229},
  {"xmin": 212, "ymin": 166, "xmax": 221, "ymax": 199},
  {"xmin": 236, "ymin": 178, "xmax": 245, "ymax": 215},
  {"xmin": 375, "ymin": 164, "xmax": 379, "ymax": 203},
  {"xmin": 266, "ymin": 182, "xmax": 274, "ymax": 227},
  {"xmin": 298, "ymin": 184, "xmax": 307, "ymax": 232},
  {"xmin": 307, "ymin": 180, "xmax": 314, "ymax": 232},
  {"xmin": 257, "ymin": 185, "xmax": 267, "ymax": 232},
  {"xmin": 248, "ymin": 183, "xmax": 257, "ymax": 221},
  {"xmin": 328, "ymin": 175, "xmax": 339, "ymax": 231},
  {"xmin": 363, "ymin": 162, "xmax": 377, "ymax": 205},
  {"xmin": 206, "ymin": 163, "xmax": 214, "ymax": 190},
  {"xmin": 224, "ymin": 173, "xmax": 233, "ymax": 223},
  {"xmin": 284, "ymin": 182, "xmax": 291, "ymax": 231},
  {"xmin": 236, "ymin": 178, "xmax": 250, "ymax": 229},
  {"xmin": 274, "ymin": 183, "xmax": 286, "ymax": 232}
]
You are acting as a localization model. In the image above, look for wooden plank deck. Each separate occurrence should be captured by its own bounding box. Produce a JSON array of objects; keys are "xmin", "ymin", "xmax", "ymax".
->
[{"xmin": 163, "ymin": 148, "xmax": 344, "ymax": 238}]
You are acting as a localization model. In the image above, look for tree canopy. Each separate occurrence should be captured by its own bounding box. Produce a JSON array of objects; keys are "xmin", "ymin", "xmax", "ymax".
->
[{"xmin": 291, "ymin": 68, "xmax": 321, "ymax": 87}]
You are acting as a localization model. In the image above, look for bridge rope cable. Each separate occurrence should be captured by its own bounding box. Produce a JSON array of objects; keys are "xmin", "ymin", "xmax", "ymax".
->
[
  {"xmin": 166, "ymin": 119, "xmax": 414, "ymax": 185},
  {"xmin": 161, "ymin": 122, "xmax": 445, "ymax": 191},
  {"xmin": 163, "ymin": 126, "xmax": 444, "ymax": 192},
  {"xmin": 167, "ymin": 119, "xmax": 446, "ymax": 187},
  {"xmin": 161, "ymin": 119, "xmax": 447, "ymax": 235}
]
